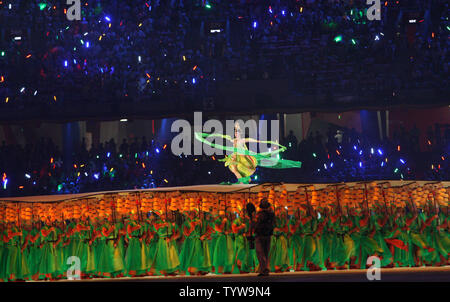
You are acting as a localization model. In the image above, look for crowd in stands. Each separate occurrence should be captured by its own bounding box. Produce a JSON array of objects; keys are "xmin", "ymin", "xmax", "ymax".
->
[
  {"xmin": 0, "ymin": 123, "xmax": 448, "ymax": 198},
  {"xmin": 0, "ymin": 0, "xmax": 448, "ymax": 110}
]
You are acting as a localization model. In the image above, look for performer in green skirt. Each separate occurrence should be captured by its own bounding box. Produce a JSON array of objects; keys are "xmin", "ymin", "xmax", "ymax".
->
[
  {"xmin": 212, "ymin": 215, "xmax": 234, "ymax": 274},
  {"xmin": 152, "ymin": 212, "xmax": 181, "ymax": 275},
  {"xmin": 269, "ymin": 211, "xmax": 290, "ymax": 272},
  {"xmin": 124, "ymin": 216, "xmax": 147, "ymax": 276}
]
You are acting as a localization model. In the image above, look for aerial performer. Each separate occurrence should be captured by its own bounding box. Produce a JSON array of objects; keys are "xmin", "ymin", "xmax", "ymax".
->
[{"xmin": 195, "ymin": 122, "xmax": 302, "ymax": 184}]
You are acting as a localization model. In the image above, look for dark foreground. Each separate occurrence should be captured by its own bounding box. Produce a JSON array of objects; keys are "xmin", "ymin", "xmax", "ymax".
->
[{"xmin": 57, "ymin": 266, "xmax": 450, "ymax": 282}]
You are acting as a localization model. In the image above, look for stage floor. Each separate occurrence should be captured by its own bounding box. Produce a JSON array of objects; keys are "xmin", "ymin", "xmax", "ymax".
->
[
  {"xmin": 2, "ymin": 181, "xmax": 449, "ymax": 203},
  {"xmin": 51, "ymin": 266, "xmax": 450, "ymax": 282}
]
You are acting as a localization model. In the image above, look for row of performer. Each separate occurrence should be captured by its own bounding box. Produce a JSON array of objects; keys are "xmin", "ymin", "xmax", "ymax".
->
[{"xmin": 0, "ymin": 202, "xmax": 448, "ymax": 281}]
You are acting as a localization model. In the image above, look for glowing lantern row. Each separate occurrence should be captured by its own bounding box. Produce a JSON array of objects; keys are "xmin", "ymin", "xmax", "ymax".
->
[{"xmin": 0, "ymin": 183, "xmax": 448, "ymax": 224}]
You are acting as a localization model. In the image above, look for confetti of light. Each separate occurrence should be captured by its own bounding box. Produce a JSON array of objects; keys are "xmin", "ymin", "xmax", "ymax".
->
[
  {"xmin": 400, "ymin": 159, "xmax": 405, "ymax": 164},
  {"xmin": 105, "ymin": 16, "xmax": 111, "ymax": 22},
  {"xmin": 155, "ymin": 148, "xmax": 160, "ymax": 154},
  {"xmin": 253, "ymin": 21, "xmax": 257, "ymax": 28},
  {"xmin": 359, "ymin": 162, "xmax": 363, "ymax": 168},
  {"xmin": 94, "ymin": 173, "xmax": 100, "ymax": 180},
  {"xmin": 334, "ymin": 35, "xmax": 343, "ymax": 43},
  {"xmin": 377, "ymin": 149, "xmax": 383, "ymax": 155},
  {"xmin": 25, "ymin": 174, "xmax": 31, "ymax": 179},
  {"xmin": 312, "ymin": 153, "xmax": 317, "ymax": 158},
  {"xmin": 2, "ymin": 173, "xmax": 8, "ymax": 189}
]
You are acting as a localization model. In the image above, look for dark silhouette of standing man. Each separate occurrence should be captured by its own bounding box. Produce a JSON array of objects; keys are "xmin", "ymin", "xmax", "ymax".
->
[{"xmin": 254, "ymin": 198, "xmax": 275, "ymax": 276}]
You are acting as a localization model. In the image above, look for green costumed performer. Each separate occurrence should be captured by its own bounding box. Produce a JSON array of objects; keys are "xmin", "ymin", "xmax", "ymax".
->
[
  {"xmin": 206, "ymin": 212, "xmax": 218, "ymax": 270},
  {"xmin": 141, "ymin": 216, "xmax": 158, "ymax": 276},
  {"xmin": 37, "ymin": 220, "xmax": 57, "ymax": 280},
  {"xmin": 434, "ymin": 210, "xmax": 450, "ymax": 266},
  {"xmin": 7, "ymin": 224, "xmax": 31, "ymax": 281},
  {"xmin": 76, "ymin": 218, "xmax": 97, "ymax": 278},
  {"xmin": 97, "ymin": 217, "xmax": 125, "ymax": 278},
  {"xmin": 179, "ymin": 211, "xmax": 211, "ymax": 275},
  {"xmin": 405, "ymin": 211, "xmax": 428, "ymax": 267},
  {"xmin": 0, "ymin": 228, "xmax": 6, "ymax": 281},
  {"xmin": 304, "ymin": 210, "xmax": 326, "ymax": 271},
  {"xmin": 2, "ymin": 224, "xmax": 15, "ymax": 281},
  {"xmin": 152, "ymin": 211, "xmax": 181, "ymax": 275},
  {"xmin": 357, "ymin": 210, "xmax": 383, "ymax": 269},
  {"xmin": 341, "ymin": 208, "xmax": 358, "ymax": 269},
  {"xmin": 322, "ymin": 208, "xmax": 343, "ymax": 270},
  {"xmin": 230, "ymin": 214, "xmax": 247, "ymax": 274},
  {"xmin": 269, "ymin": 211, "xmax": 290, "ymax": 272},
  {"xmin": 53, "ymin": 222, "xmax": 65, "ymax": 279},
  {"xmin": 384, "ymin": 208, "xmax": 410, "ymax": 267},
  {"xmin": 232, "ymin": 212, "xmax": 257, "ymax": 273},
  {"xmin": 28, "ymin": 223, "xmax": 42, "ymax": 280},
  {"xmin": 212, "ymin": 214, "xmax": 234, "ymax": 274},
  {"xmin": 299, "ymin": 213, "xmax": 316, "ymax": 271},
  {"xmin": 422, "ymin": 211, "xmax": 448, "ymax": 266},
  {"xmin": 124, "ymin": 215, "xmax": 147, "ymax": 276},
  {"xmin": 198, "ymin": 212, "xmax": 214, "ymax": 274},
  {"xmin": 288, "ymin": 210, "xmax": 304, "ymax": 271},
  {"xmin": 373, "ymin": 209, "xmax": 393, "ymax": 268},
  {"xmin": 194, "ymin": 122, "xmax": 301, "ymax": 184},
  {"xmin": 62, "ymin": 220, "xmax": 78, "ymax": 277}
]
